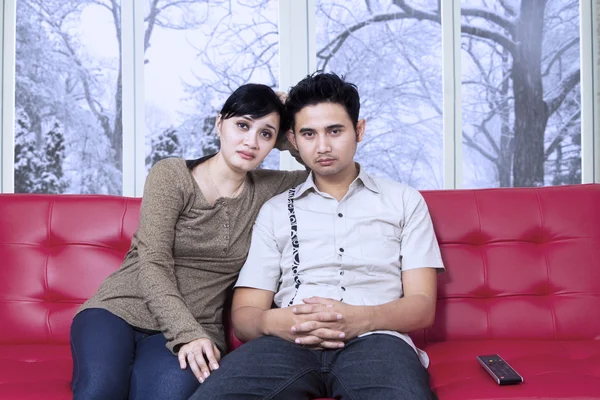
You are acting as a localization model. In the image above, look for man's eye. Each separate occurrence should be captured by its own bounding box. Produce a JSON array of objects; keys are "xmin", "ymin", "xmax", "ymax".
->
[
  {"xmin": 302, "ymin": 132, "xmax": 314, "ymax": 137},
  {"xmin": 330, "ymin": 129, "xmax": 341, "ymax": 135}
]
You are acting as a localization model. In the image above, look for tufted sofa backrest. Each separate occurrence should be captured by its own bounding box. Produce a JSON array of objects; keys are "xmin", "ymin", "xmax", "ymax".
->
[
  {"xmin": 420, "ymin": 184, "xmax": 600, "ymax": 344},
  {"xmin": 1, "ymin": 185, "xmax": 599, "ymax": 347},
  {"xmin": 0, "ymin": 195, "xmax": 141, "ymax": 345}
]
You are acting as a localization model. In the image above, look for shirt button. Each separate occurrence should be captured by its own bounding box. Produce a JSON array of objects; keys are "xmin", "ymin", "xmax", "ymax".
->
[
  {"xmin": 338, "ymin": 213, "xmax": 343, "ymax": 218},
  {"xmin": 224, "ymin": 224, "xmax": 229, "ymax": 228},
  {"xmin": 339, "ymin": 248, "xmax": 344, "ymax": 252},
  {"xmin": 340, "ymin": 271, "xmax": 344, "ymax": 275},
  {"xmin": 222, "ymin": 248, "xmax": 227, "ymax": 252},
  {"xmin": 224, "ymin": 235, "xmax": 229, "ymax": 240}
]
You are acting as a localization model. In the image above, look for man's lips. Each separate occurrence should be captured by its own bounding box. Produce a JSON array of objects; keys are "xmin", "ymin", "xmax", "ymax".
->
[
  {"xmin": 316, "ymin": 158, "xmax": 335, "ymax": 166},
  {"xmin": 238, "ymin": 151, "xmax": 255, "ymax": 160}
]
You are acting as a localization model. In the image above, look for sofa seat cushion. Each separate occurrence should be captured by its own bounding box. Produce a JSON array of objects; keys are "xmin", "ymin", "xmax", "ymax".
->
[
  {"xmin": 425, "ymin": 340, "xmax": 600, "ymax": 399},
  {"xmin": 0, "ymin": 345, "xmax": 72, "ymax": 400}
]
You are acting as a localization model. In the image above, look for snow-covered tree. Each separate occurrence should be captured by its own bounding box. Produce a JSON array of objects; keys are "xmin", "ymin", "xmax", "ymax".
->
[
  {"xmin": 14, "ymin": 109, "xmax": 45, "ymax": 193},
  {"xmin": 17, "ymin": 0, "xmax": 215, "ymax": 194},
  {"xmin": 146, "ymin": 127, "xmax": 182, "ymax": 168},
  {"xmin": 41, "ymin": 122, "xmax": 69, "ymax": 194}
]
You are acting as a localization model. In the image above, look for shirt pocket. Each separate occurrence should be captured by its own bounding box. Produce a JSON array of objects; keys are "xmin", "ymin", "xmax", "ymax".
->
[{"xmin": 358, "ymin": 222, "xmax": 400, "ymax": 261}]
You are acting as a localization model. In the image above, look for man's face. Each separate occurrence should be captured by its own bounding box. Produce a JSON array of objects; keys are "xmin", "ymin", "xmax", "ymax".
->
[{"xmin": 288, "ymin": 102, "xmax": 365, "ymax": 179}]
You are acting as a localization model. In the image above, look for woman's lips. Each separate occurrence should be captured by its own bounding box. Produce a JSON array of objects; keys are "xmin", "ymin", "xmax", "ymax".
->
[{"xmin": 238, "ymin": 151, "xmax": 255, "ymax": 160}]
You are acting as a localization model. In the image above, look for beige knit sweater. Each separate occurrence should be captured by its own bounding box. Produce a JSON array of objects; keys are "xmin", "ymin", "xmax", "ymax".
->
[{"xmin": 79, "ymin": 157, "xmax": 307, "ymax": 354}]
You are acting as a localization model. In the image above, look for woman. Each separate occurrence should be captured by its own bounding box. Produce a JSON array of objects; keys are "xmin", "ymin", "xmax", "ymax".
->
[{"xmin": 70, "ymin": 84, "xmax": 307, "ymax": 400}]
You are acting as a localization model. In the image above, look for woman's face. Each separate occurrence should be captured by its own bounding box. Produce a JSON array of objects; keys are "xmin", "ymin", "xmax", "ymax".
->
[{"xmin": 216, "ymin": 111, "xmax": 280, "ymax": 171}]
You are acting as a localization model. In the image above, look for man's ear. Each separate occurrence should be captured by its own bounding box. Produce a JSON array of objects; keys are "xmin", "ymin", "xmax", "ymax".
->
[
  {"xmin": 356, "ymin": 118, "xmax": 366, "ymax": 143},
  {"xmin": 286, "ymin": 129, "xmax": 298, "ymax": 150}
]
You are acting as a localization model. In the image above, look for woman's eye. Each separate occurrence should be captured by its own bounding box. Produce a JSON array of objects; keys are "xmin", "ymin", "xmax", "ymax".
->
[
  {"xmin": 237, "ymin": 122, "xmax": 248, "ymax": 130},
  {"xmin": 261, "ymin": 131, "xmax": 273, "ymax": 139}
]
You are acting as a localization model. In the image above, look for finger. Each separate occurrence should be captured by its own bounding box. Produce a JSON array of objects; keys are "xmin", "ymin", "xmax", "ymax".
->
[
  {"xmin": 213, "ymin": 344, "xmax": 222, "ymax": 362},
  {"xmin": 309, "ymin": 328, "xmax": 346, "ymax": 340},
  {"xmin": 315, "ymin": 311, "xmax": 343, "ymax": 322},
  {"xmin": 203, "ymin": 342, "xmax": 220, "ymax": 371},
  {"xmin": 178, "ymin": 348, "xmax": 187, "ymax": 369},
  {"xmin": 194, "ymin": 349, "xmax": 211, "ymax": 380},
  {"xmin": 294, "ymin": 335, "xmax": 325, "ymax": 346},
  {"xmin": 318, "ymin": 340, "xmax": 346, "ymax": 349},
  {"xmin": 291, "ymin": 304, "xmax": 321, "ymax": 314},
  {"xmin": 302, "ymin": 297, "xmax": 335, "ymax": 305},
  {"xmin": 187, "ymin": 352, "xmax": 204, "ymax": 382},
  {"xmin": 291, "ymin": 320, "xmax": 321, "ymax": 334}
]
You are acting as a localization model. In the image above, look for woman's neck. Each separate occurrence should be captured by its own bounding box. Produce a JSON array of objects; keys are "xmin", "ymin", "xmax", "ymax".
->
[{"xmin": 208, "ymin": 153, "xmax": 247, "ymax": 188}]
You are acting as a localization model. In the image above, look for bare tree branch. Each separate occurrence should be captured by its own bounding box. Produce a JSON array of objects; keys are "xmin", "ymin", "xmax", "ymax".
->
[
  {"xmin": 499, "ymin": 0, "xmax": 517, "ymax": 17},
  {"xmin": 544, "ymin": 109, "xmax": 580, "ymax": 158},
  {"xmin": 463, "ymin": 131, "xmax": 498, "ymax": 163},
  {"xmin": 461, "ymin": 7, "xmax": 515, "ymax": 36},
  {"xmin": 461, "ymin": 24, "xmax": 517, "ymax": 56},
  {"xmin": 542, "ymin": 37, "xmax": 579, "ymax": 76},
  {"xmin": 545, "ymin": 67, "xmax": 580, "ymax": 114},
  {"xmin": 392, "ymin": 0, "xmax": 518, "ymax": 55}
]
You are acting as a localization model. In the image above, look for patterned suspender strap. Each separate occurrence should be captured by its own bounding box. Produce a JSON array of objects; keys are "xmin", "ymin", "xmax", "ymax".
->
[{"xmin": 287, "ymin": 187, "xmax": 301, "ymax": 306}]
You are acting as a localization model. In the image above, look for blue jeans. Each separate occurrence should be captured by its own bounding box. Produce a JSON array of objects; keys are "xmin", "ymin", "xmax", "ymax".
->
[
  {"xmin": 190, "ymin": 334, "xmax": 436, "ymax": 400},
  {"xmin": 70, "ymin": 308, "xmax": 199, "ymax": 400}
]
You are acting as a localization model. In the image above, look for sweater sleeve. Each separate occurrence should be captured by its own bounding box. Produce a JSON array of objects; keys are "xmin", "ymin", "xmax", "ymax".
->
[
  {"xmin": 136, "ymin": 159, "xmax": 209, "ymax": 354},
  {"xmin": 253, "ymin": 169, "xmax": 309, "ymax": 199}
]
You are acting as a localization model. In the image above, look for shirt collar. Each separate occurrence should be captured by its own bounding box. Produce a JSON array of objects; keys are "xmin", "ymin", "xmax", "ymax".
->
[{"xmin": 292, "ymin": 163, "xmax": 380, "ymax": 199}]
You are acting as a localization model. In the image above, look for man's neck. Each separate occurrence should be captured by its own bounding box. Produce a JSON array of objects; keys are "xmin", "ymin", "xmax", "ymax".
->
[{"xmin": 313, "ymin": 163, "xmax": 359, "ymax": 202}]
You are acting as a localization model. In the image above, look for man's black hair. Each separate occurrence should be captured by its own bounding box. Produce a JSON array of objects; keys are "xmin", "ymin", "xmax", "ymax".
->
[
  {"xmin": 220, "ymin": 83, "xmax": 288, "ymax": 139},
  {"xmin": 286, "ymin": 71, "xmax": 360, "ymax": 131}
]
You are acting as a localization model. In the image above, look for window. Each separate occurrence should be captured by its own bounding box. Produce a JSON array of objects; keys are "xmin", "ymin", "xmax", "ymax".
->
[
  {"xmin": 461, "ymin": 0, "xmax": 581, "ymax": 187},
  {"xmin": 144, "ymin": 0, "xmax": 281, "ymax": 171},
  {"xmin": 14, "ymin": 0, "xmax": 122, "ymax": 194},
  {"xmin": 3, "ymin": 0, "xmax": 597, "ymax": 194},
  {"xmin": 315, "ymin": 0, "xmax": 443, "ymax": 189}
]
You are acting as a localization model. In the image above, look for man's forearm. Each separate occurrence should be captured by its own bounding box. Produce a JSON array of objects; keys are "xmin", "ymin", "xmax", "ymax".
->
[
  {"xmin": 232, "ymin": 306, "xmax": 293, "ymax": 342},
  {"xmin": 364, "ymin": 294, "xmax": 436, "ymax": 333}
]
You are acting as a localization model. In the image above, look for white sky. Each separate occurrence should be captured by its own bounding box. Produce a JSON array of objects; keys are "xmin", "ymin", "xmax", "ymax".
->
[{"xmin": 78, "ymin": 4, "xmax": 202, "ymax": 128}]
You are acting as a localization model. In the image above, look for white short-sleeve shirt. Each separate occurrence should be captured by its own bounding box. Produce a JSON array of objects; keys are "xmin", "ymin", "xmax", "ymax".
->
[{"xmin": 235, "ymin": 165, "xmax": 445, "ymax": 367}]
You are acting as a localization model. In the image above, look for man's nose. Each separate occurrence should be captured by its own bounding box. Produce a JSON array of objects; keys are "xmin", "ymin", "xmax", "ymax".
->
[{"xmin": 317, "ymin": 134, "xmax": 331, "ymax": 153}]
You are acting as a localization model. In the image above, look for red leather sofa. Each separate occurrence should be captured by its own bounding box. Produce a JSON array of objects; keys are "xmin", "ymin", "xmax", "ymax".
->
[{"xmin": 1, "ymin": 184, "xmax": 599, "ymax": 400}]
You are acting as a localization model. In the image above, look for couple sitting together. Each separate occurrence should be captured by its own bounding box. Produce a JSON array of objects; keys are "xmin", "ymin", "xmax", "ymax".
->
[{"xmin": 70, "ymin": 72, "xmax": 444, "ymax": 400}]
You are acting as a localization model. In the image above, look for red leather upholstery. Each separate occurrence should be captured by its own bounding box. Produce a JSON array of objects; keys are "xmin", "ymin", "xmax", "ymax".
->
[
  {"xmin": 420, "ymin": 185, "xmax": 600, "ymax": 399},
  {"xmin": 1, "ymin": 185, "xmax": 599, "ymax": 399},
  {"xmin": 0, "ymin": 195, "xmax": 141, "ymax": 400}
]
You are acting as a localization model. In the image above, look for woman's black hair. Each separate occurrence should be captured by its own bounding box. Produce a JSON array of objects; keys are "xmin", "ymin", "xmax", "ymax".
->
[{"xmin": 219, "ymin": 83, "xmax": 288, "ymax": 139}]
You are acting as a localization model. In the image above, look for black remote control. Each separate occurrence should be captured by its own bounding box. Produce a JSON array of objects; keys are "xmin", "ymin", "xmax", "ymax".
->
[{"xmin": 477, "ymin": 354, "xmax": 523, "ymax": 385}]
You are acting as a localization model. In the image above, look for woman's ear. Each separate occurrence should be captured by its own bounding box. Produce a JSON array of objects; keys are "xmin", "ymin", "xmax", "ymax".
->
[{"xmin": 215, "ymin": 115, "xmax": 223, "ymax": 137}]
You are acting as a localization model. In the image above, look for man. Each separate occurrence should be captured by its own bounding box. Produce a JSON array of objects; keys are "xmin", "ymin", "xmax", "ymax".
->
[{"xmin": 191, "ymin": 72, "xmax": 444, "ymax": 399}]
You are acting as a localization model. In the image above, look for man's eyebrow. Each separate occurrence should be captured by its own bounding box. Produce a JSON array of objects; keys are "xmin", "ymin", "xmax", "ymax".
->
[
  {"xmin": 298, "ymin": 127, "xmax": 316, "ymax": 133},
  {"xmin": 326, "ymin": 124, "xmax": 345, "ymax": 130}
]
